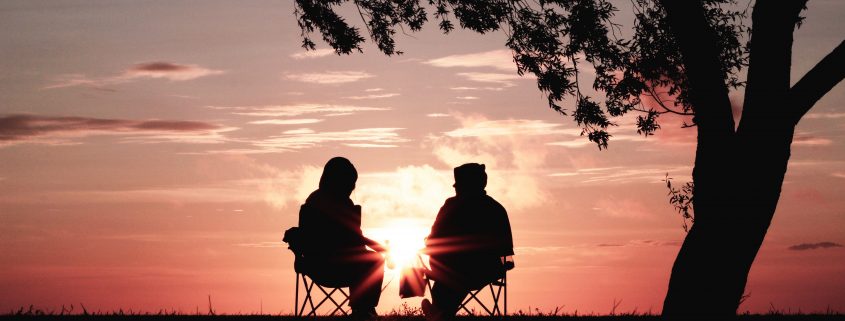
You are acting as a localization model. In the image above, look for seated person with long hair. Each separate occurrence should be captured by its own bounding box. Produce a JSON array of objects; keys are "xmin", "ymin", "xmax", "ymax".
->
[
  {"xmin": 421, "ymin": 163, "xmax": 514, "ymax": 320},
  {"xmin": 296, "ymin": 157, "xmax": 386, "ymax": 320}
]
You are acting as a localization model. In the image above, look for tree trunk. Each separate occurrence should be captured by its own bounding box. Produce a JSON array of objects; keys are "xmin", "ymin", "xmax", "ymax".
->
[{"xmin": 661, "ymin": 0, "xmax": 808, "ymax": 316}]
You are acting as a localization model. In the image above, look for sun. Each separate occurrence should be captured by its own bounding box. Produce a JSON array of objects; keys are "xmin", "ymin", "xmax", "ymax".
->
[{"xmin": 365, "ymin": 219, "xmax": 430, "ymax": 272}]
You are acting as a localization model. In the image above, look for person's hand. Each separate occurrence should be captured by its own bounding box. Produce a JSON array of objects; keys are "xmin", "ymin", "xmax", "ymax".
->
[{"xmin": 371, "ymin": 243, "xmax": 387, "ymax": 253}]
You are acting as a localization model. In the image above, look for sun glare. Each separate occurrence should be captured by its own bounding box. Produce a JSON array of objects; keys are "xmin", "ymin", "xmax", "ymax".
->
[{"xmin": 365, "ymin": 219, "xmax": 430, "ymax": 272}]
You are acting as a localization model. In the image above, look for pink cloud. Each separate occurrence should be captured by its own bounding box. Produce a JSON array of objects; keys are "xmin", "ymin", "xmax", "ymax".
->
[
  {"xmin": 0, "ymin": 114, "xmax": 228, "ymax": 146},
  {"xmin": 424, "ymin": 49, "xmax": 515, "ymax": 71},
  {"xmin": 45, "ymin": 61, "xmax": 224, "ymax": 89}
]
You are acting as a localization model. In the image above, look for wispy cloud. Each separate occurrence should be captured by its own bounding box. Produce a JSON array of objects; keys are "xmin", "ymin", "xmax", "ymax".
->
[
  {"xmin": 289, "ymin": 48, "xmax": 336, "ymax": 59},
  {"xmin": 209, "ymin": 104, "xmax": 389, "ymax": 117},
  {"xmin": 593, "ymin": 198, "xmax": 655, "ymax": 220},
  {"xmin": 549, "ymin": 165, "xmax": 691, "ymax": 185},
  {"xmin": 248, "ymin": 118, "xmax": 323, "ymax": 125},
  {"xmin": 45, "ymin": 62, "xmax": 224, "ymax": 89},
  {"xmin": 0, "ymin": 114, "xmax": 231, "ymax": 147},
  {"xmin": 450, "ymin": 86, "xmax": 504, "ymax": 91},
  {"xmin": 235, "ymin": 242, "xmax": 286, "ymax": 248},
  {"xmin": 793, "ymin": 132, "xmax": 834, "ymax": 146},
  {"xmin": 251, "ymin": 127, "xmax": 408, "ymax": 152},
  {"xmin": 284, "ymin": 71, "xmax": 373, "ymax": 84},
  {"xmin": 456, "ymin": 96, "xmax": 479, "ymax": 100},
  {"xmin": 124, "ymin": 62, "xmax": 224, "ymax": 81},
  {"xmin": 595, "ymin": 240, "xmax": 682, "ymax": 247},
  {"xmin": 344, "ymin": 93, "xmax": 401, "ymax": 100},
  {"xmin": 443, "ymin": 118, "xmax": 579, "ymax": 138},
  {"xmin": 788, "ymin": 242, "xmax": 843, "ymax": 251},
  {"xmin": 427, "ymin": 113, "xmax": 451, "ymax": 118},
  {"xmin": 430, "ymin": 115, "xmax": 568, "ymax": 210},
  {"xmin": 424, "ymin": 50, "xmax": 514, "ymax": 71},
  {"xmin": 803, "ymin": 112, "xmax": 845, "ymax": 119},
  {"xmin": 456, "ymin": 72, "xmax": 524, "ymax": 87},
  {"xmin": 345, "ymin": 143, "xmax": 399, "ymax": 148}
]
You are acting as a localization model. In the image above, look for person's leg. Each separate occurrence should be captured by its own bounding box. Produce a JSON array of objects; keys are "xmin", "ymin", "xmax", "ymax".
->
[
  {"xmin": 348, "ymin": 250, "xmax": 385, "ymax": 314},
  {"xmin": 431, "ymin": 281, "xmax": 467, "ymax": 317}
]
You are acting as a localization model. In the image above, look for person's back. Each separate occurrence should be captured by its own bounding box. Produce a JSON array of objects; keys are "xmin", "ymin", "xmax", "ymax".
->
[
  {"xmin": 293, "ymin": 157, "xmax": 385, "ymax": 320},
  {"xmin": 423, "ymin": 163, "xmax": 514, "ymax": 320},
  {"xmin": 299, "ymin": 188, "xmax": 365, "ymax": 257},
  {"xmin": 428, "ymin": 192, "xmax": 512, "ymax": 287}
]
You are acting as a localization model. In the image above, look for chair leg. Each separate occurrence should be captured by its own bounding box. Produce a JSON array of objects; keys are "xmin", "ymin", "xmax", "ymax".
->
[
  {"xmin": 295, "ymin": 273, "xmax": 351, "ymax": 317},
  {"xmin": 304, "ymin": 278, "xmax": 317, "ymax": 316},
  {"xmin": 491, "ymin": 281, "xmax": 505, "ymax": 316},
  {"xmin": 504, "ymin": 273, "xmax": 508, "ymax": 316},
  {"xmin": 462, "ymin": 288, "xmax": 493, "ymax": 316},
  {"xmin": 490, "ymin": 283, "xmax": 500, "ymax": 316},
  {"xmin": 295, "ymin": 273, "xmax": 301, "ymax": 316}
]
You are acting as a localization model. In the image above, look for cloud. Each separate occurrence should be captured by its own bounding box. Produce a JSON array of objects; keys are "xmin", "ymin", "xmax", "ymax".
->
[
  {"xmin": 344, "ymin": 143, "xmax": 398, "ymax": 148},
  {"xmin": 593, "ymin": 198, "xmax": 655, "ymax": 220},
  {"xmin": 235, "ymin": 242, "xmax": 287, "ymax": 248},
  {"xmin": 596, "ymin": 240, "xmax": 682, "ymax": 247},
  {"xmin": 250, "ymin": 127, "xmax": 408, "ymax": 152},
  {"xmin": 456, "ymin": 72, "xmax": 524, "ymax": 87},
  {"xmin": 788, "ymin": 242, "xmax": 843, "ymax": 251},
  {"xmin": 209, "ymin": 104, "xmax": 389, "ymax": 117},
  {"xmin": 0, "ymin": 114, "xmax": 230, "ymax": 146},
  {"xmin": 253, "ymin": 164, "xmax": 323, "ymax": 209},
  {"xmin": 284, "ymin": 71, "xmax": 373, "ymax": 84},
  {"xmin": 549, "ymin": 165, "xmax": 691, "ymax": 185},
  {"xmin": 248, "ymin": 118, "xmax": 323, "ymax": 125},
  {"xmin": 289, "ymin": 48, "xmax": 336, "ymax": 59},
  {"xmin": 124, "ymin": 62, "xmax": 224, "ymax": 81},
  {"xmin": 456, "ymin": 96, "xmax": 479, "ymax": 100},
  {"xmin": 450, "ymin": 86, "xmax": 504, "ymax": 91},
  {"xmin": 443, "ymin": 118, "xmax": 579, "ymax": 138},
  {"xmin": 793, "ymin": 133, "xmax": 834, "ymax": 146},
  {"xmin": 429, "ymin": 115, "xmax": 569, "ymax": 210},
  {"xmin": 427, "ymin": 113, "xmax": 451, "ymax": 118},
  {"xmin": 344, "ymin": 93, "xmax": 401, "ymax": 100},
  {"xmin": 355, "ymin": 166, "xmax": 453, "ymax": 221},
  {"xmin": 45, "ymin": 62, "xmax": 223, "ymax": 89},
  {"xmin": 251, "ymin": 162, "xmax": 452, "ymax": 221},
  {"xmin": 803, "ymin": 112, "xmax": 845, "ymax": 119},
  {"xmin": 365, "ymin": 88, "xmax": 384, "ymax": 92},
  {"xmin": 424, "ymin": 49, "xmax": 515, "ymax": 71}
]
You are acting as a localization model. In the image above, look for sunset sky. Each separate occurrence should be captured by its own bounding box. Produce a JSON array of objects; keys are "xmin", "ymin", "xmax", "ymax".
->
[{"xmin": 1, "ymin": 0, "xmax": 844, "ymax": 315}]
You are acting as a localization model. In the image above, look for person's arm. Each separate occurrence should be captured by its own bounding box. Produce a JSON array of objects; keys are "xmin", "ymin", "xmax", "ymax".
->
[{"xmin": 363, "ymin": 236, "xmax": 387, "ymax": 253}]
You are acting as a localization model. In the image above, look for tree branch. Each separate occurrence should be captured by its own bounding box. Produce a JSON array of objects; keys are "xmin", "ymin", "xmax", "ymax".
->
[
  {"xmin": 738, "ymin": 0, "xmax": 806, "ymax": 132},
  {"xmin": 790, "ymin": 39, "xmax": 845, "ymax": 123},
  {"xmin": 658, "ymin": 0, "xmax": 735, "ymax": 136}
]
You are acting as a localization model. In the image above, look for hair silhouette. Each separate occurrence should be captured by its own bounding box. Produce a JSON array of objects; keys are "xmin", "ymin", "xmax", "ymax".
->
[{"xmin": 319, "ymin": 156, "xmax": 358, "ymax": 197}]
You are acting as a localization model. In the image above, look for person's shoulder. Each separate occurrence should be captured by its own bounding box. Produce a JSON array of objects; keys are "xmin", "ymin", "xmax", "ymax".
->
[
  {"xmin": 304, "ymin": 189, "xmax": 322, "ymax": 204},
  {"xmin": 483, "ymin": 195, "xmax": 507, "ymax": 211},
  {"xmin": 440, "ymin": 196, "xmax": 459, "ymax": 209}
]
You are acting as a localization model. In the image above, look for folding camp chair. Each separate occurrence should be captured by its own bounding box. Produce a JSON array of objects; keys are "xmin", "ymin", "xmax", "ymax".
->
[
  {"xmin": 284, "ymin": 225, "xmax": 350, "ymax": 316},
  {"xmin": 294, "ymin": 272, "xmax": 350, "ymax": 316},
  {"xmin": 421, "ymin": 255, "xmax": 514, "ymax": 316},
  {"xmin": 457, "ymin": 259, "xmax": 512, "ymax": 316}
]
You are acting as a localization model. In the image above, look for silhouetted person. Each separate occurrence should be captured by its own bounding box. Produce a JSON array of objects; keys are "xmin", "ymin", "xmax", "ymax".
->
[
  {"xmin": 421, "ymin": 163, "xmax": 514, "ymax": 320},
  {"xmin": 297, "ymin": 157, "xmax": 385, "ymax": 320}
]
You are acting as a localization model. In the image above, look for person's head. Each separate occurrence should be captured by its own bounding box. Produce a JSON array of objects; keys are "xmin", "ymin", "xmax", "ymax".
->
[
  {"xmin": 453, "ymin": 163, "xmax": 487, "ymax": 194},
  {"xmin": 319, "ymin": 157, "xmax": 358, "ymax": 197}
]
